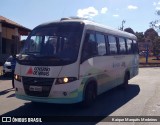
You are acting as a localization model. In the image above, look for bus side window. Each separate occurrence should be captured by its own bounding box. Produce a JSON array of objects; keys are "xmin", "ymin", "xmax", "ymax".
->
[
  {"xmin": 81, "ymin": 32, "xmax": 98, "ymax": 62},
  {"xmin": 132, "ymin": 40, "xmax": 139, "ymax": 54},
  {"xmin": 126, "ymin": 39, "xmax": 133, "ymax": 54},
  {"xmin": 96, "ymin": 33, "xmax": 106, "ymax": 56},
  {"xmin": 108, "ymin": 35, "xmax": 118, "ymax": 55},
  {"xmin": 119, "ymin": 37, "xmax": 127, "ymax": 54}
]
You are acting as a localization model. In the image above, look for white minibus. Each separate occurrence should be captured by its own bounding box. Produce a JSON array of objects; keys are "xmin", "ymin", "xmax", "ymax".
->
[{"xmin": 14, "ymin": 17, "xmax": 139, "ymax": 106}]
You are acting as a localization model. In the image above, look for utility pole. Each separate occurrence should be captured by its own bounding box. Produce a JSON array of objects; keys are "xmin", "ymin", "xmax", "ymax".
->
[{"xmin": 121, "ymin": 20, "xmax": 126, "ymax": 30}]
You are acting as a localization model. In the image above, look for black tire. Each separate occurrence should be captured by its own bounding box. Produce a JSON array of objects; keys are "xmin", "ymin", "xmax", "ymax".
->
[
  {"xmin": 82, "ymin": 83, "xmax": 97, "ymax": 107},
  {"xmin": 122, "ymin": 73, "xmax": 129, "ymax": 88}
]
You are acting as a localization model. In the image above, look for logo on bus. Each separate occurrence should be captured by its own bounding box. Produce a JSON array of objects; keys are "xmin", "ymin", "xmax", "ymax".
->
[{"xmin": 26, "ymin": 67, "xmax": 50, "ymax": 76}]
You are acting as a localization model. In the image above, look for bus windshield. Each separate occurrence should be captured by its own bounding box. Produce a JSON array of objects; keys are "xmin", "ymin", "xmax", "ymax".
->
[{"xmin": 22, "ymin": 22, "xmax": 84, "ymax": 64}]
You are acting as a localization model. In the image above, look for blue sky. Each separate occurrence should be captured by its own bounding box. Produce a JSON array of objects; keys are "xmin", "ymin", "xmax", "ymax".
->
[{"xmin": 1, "ymin": 0, "xmax": 160, "ymax": 34}]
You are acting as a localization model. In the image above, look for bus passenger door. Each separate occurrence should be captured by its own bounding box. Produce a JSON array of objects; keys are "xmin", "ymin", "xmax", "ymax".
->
[{"xmin": 80, "ymin": 31, "xmax": 110, "ymax": 95}]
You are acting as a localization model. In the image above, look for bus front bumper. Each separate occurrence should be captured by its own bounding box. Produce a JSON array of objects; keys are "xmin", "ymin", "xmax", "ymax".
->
[{"xmin": 15, "ymin": 92, "xmax": 83, "ymax": 104}]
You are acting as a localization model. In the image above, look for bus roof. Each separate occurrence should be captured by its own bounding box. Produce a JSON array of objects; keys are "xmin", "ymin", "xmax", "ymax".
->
[{"xmin": 35, "ymin": 17, "xmax": 137, "ymax": 40}]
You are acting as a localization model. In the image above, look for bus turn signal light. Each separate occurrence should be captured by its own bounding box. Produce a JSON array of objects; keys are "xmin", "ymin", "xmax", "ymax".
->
[{"xmin": 14, "ymin": 74, "xmax": 21, "ymax": 82}]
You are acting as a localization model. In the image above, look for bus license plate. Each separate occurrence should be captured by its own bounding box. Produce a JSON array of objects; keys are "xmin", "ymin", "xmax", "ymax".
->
[{"xmin": 29, "ymin": 86, "xmax": 42, "ymax": 92}]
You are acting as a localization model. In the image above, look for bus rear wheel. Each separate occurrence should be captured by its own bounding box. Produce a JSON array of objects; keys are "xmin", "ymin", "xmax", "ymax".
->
[
  {"xmin": 122, "ymin": 72, "xmax": 129, "ymax": 88},
  {"xmin": 82, "ymin": 83, "xmax": 97, "ymax": 107}
]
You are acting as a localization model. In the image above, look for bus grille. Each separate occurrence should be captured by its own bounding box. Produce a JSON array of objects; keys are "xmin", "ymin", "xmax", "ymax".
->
[{"xmin": 22, "ymin": 77, "xmax": 54, "ymax": 97}]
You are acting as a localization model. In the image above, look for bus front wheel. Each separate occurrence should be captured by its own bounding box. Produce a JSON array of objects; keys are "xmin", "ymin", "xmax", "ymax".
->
[{"xmin": 82, "ymin": 83, "xmax": 97, "ymax": 107}]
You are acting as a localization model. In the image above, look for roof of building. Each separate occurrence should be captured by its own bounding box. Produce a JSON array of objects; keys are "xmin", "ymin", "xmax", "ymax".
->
[{"xmin": 0, "ymin": 15, "xmax": 31, "ymax": 35}]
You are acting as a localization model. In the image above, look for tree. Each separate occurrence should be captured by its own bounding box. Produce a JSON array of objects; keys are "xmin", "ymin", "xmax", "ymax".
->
[
  {"xmin": 124, "ymin": 27, "xmax": 135, "ymax": 35},
  {"xmin": 149, "ymin": 20, "xmax": 160, "ymax": 30},
  {"xmin": 153, "ymin": 37, "xmax": 160, "ymax": 55},
  {"xmin": 150, "ymin": 11, "xmax": 160, "ymax": 31},
  {"xmin": 144, "ymin": 28, "xmax": 158, "ymax": 39},
  {"xmin": 135, "ymin": 32, "xmax": 145, "ymax": 43},
  {"xmin": 144, "ymin": 28, "xmax": 159, "ymax": 55},
  {"xmin": 149, "ymin": 11, "xmax": 160, "ymax": 55}
]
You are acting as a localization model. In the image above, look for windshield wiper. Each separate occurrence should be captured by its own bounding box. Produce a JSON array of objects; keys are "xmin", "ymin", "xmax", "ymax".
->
[{"xmin": 25, "ymin": 52, "xmax": 38, "ymax": 57}]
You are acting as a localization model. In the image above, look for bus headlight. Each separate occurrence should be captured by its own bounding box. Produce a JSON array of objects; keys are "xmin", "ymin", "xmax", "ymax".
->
[
  {"xmin": 55, "ymin": 77, "xmax": 77, "ymax": 84},
  {"xmin": 14, "ymin": 74, "xmax": 21, "ymax": 82}
]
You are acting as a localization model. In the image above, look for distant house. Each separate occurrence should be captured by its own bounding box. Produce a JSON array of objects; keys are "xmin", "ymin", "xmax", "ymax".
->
[{"xmin": 0, "ymin": 16, "xmax": 31, "ymax": 64}]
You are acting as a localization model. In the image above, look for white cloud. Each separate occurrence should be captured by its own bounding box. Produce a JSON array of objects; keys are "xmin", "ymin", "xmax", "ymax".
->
[
  {"xmin": 155, "ymin": 22, "xmax": 160, "ymax": 27},
  {"xmin": 113, "ymin": 14, "xmax": 119, "ymax": 17},
  {"xmin": 158, "ymin": 1, "xmax": 160, "ymax": 5},
  {"xmin": 153, "ymin": 2, "xmax": 157, "ymax": 6},
  {"xmin": 101, "ymin": 7, "xmax": 108, "ymax": 14},
  {"xmin": 77, "ymin": 7, "xmax": 98, "ymax": 18},
  {"xmin": 127, "ymin": 5, "xmax": 138, "ymax": 10},
  {"xmin": 156, "ymin": 7, "xmax": 160, "ymax": 10}
]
